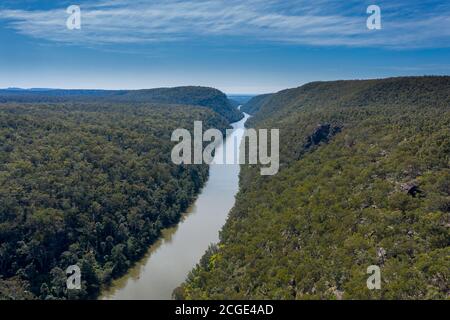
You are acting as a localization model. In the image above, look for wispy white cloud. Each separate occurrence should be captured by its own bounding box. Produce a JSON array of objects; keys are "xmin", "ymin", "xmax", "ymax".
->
[{"xmin": 0, "ymin": 0, "xmax": 449, "ymax": 48}]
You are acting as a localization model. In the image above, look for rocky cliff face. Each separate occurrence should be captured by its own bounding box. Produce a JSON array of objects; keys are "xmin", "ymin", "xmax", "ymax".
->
[{"xmin": 304, "ymin": 123, "xmax": 342, "ymax": 150}]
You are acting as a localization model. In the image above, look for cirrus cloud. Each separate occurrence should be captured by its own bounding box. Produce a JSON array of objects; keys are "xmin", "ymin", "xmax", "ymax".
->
[{"xmin": 0, "ymin": 0, "xmax": 449, "ymax": 49}]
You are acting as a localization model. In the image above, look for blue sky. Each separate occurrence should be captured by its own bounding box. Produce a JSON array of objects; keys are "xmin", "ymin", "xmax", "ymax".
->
[{"xmin": 0, "ymin": 0, "xmax": 449, "ymax": 94}]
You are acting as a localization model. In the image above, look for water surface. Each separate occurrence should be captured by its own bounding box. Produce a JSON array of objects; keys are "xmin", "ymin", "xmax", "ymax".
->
[{"xmin": 101, "ymin": 113, "xmax": 249, "ymax": 300}]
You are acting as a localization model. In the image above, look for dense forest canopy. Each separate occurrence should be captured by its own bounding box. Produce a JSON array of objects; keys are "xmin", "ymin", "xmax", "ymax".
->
[
  {"xmin": 178, "ymin": 76, "xmax": 450, "ymax": 300},
  {"xmin": 0, "ymin": 101, "xmax": 229, "ymax": 299},
  {"xmin": 0, "ymin": 86, "xmax": 243, "ymax": 123}
]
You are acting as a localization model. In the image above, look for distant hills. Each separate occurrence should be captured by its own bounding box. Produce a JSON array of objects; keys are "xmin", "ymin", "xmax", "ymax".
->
[
  {"xmin": 240, "ymin": 93, "xmax": 273, "ymax": 114},
  {"xmin": 5, "ymin": 88, "xmax": 59, "ymax": 91},
  {"xmin": 0, "ymin": 86, "xmax": 243, "ymax": 123},
  {"xmin": 227, "ymin": 95, "xmax": 255, "ymax": 108}
]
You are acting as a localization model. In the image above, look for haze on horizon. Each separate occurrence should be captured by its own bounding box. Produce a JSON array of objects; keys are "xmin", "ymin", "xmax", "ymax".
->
[{"xmin": 0, "ymin": 0, "xmax": 449, "ymax": 94}]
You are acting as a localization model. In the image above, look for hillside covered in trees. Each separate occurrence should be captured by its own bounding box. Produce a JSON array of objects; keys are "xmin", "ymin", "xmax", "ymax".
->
[
  {"xmin": 0, "ymin": 100, "xmax": 230, "ymax": 299},
  {"xmin": 240, "ymin": 93, "xmax": 273, "ymax": 115},
  {"xmin": 0, "ymin": 86, "xmax": 243, "ymax": 123},
  {"xmin": 228, "ymin": 95, "xmax": 255, "ymax": 109},
  {"xmin": 178, "ymin": 76, "xmax": 450, "ymax": 300}
]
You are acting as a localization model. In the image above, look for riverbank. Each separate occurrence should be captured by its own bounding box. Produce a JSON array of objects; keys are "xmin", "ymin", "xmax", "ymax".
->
[{"xmin": 100, "ymin": 113, "xmax": 250, "ymax": 299}]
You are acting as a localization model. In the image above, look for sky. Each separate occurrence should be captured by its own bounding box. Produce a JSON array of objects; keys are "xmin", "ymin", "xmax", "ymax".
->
[{"xmin": 0, "ymin": 0, "xmax": 449, "ymax": 94}]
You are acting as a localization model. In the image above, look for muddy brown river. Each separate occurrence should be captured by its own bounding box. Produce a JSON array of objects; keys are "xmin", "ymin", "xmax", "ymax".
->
[{"xmin": 100, "ymin": 113, "xmax": 250, "ymax": 300}]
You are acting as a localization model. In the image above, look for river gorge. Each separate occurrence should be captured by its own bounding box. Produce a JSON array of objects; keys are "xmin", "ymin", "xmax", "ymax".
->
[{"xmin": 100, "ymin": 113, "xmax": 250, "ymax": 300}]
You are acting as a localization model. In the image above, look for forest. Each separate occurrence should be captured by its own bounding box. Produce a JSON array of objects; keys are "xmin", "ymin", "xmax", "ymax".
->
[
  {"xmin": 240, "ymin": 93, "xmax": 273, "ymax": 115},
  {"xmin": 0, "ymin": 88, "xmax": 235, "ymax": 299},
  {"xmin": 0, "ymin": 86, "xmax": 243, "ymax": 123},
  {"xmin": 177, "ymin": 76, "xmax": 450, "ymax": 300}
]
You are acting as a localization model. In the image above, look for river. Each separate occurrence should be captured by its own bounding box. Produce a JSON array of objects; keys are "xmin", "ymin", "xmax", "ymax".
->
[{"xmin": 100, "ymin": 113, "xmax": 250, "ymax": 300}]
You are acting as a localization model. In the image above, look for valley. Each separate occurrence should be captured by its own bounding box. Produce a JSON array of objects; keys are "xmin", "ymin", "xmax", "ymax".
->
[
  {"xmin": 178, "ymin": 76, "xmax": 450, "ymax": 300},
  {"xmin": 0, "ymin": 77, "xmax": 449, "ymax": 300}
]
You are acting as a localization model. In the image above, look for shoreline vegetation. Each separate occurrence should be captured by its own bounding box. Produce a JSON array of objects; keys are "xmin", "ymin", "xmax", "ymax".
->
[
  {"xmin": 98, "ymin": 196, "xmax": 199, "ymax": 299},
  {"xmin": 100, "ymin": 114, "xmax": 250, "ymax": 300},
  {"xmin": 0, "ymin": 87, "xmax": 242, "ymax": 300},
  {"xmin": 1, "ymin": 77, "xmax": 449, "ymax": 300},
  {"xmin": 177, "ymin": 76, "xmax": 450, "ymax": 300}
]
